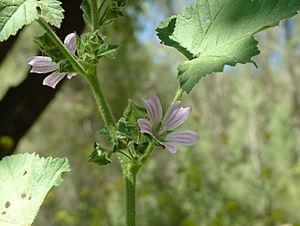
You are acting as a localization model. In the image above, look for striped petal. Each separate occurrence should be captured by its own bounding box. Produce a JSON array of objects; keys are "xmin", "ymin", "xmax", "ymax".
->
[
  {"xmin": 137, "ymin": 119, "xmax": 153, "ymax": 136},
  {"xmin": 144, "ymin": 95, "xmax": 163, "ymax": 129},
  {"xmin": 165, "ymin": 130, "xmax": 199, "ymax": 146},
  {"xmin": 28, "ymin": 56, "xmax": 58, "ymax": 74},
  {"xmin": 64, "ymin": 33, "xmax": 76, "ymax": 54},
  {"xmin": 43, "ymin": 72, "xmax": 67, "ymax": 89},
  {"xmin": 163, "ymin": 143, "xmax": 177, "ymax": 153},
  {"xmin": 160, "ymin": 102, "xmax": 191, "ymax": 133}
]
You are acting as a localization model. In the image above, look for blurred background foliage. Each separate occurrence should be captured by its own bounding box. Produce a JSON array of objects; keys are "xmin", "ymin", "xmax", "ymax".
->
[{"xmin": 0, "ymin": 0, "xmax": 300, "ymax": 225}]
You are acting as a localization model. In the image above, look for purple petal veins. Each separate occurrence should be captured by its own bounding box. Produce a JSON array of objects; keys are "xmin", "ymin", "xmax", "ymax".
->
[
  {"xmin": 27, "ymin": 56, "xmax": 58, "ymax": 73},
  {"xmin": 144, "ymin": 95, "xmax": 163, "ymax": 129},
  {"xmin": 165, "ymin": 130, "xmax": 199, "ymax": 145},
  {"xmin": 43, "ymin": 72, "xmax": 67, "ymax": 89},
  {"xmin": 160, "ymin": 103, "xmax": 191, "ymax": 133},
  {"xmin": 163, "ymin": 143, "xmax": 177, "ymax": 153},
  {"xmin": 28, "ymin": 33, "xmax": 78, "ymax": 89},
  {"xmin": 64, "ymin": 33, "xmax": 76, "ymax": 54},
  {"xmin": 138, "ymin": 95, "xmax": 199, "ymax": 153},
  {"xmin": 137, "ymin": 119, "xmax": 153, "ymax": 135}
]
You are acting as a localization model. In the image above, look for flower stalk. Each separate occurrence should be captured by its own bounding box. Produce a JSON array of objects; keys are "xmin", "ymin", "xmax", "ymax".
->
[{"xmin": 172, "ymin": 88, "xmax": 185, "ymax": 103}]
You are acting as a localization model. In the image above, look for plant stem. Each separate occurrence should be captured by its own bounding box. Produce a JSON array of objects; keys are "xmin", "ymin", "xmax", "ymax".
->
[
  {"xmin": 86, "ymin": 68, "xmax": 117, "ymax": 143},
  {"xmin": 90, "ymin": 0, "xmax": 100, "ymax": 31},
  {"xmin": 38, "ymin": 18, "xmax": 86, "ymax": 76},
  {"xmin": 172, "ymin": 88, "xmax": 185, "ymax": 103},
  {"xmin": 125, "ymin": 142, "xmax": 154, "ymax": 226},
  {"xmin": 125, "ymin": 171, "xmax": 137, "ymax": 226}
]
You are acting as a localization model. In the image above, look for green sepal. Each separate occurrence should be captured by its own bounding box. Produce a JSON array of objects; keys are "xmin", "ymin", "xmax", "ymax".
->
[
  {"xmin": 113, "ymin": 100, "xmax": 150, "ymax": 155},
  {"xmin": 80, "ymin": 0, "xmax": 126, "ymax": 28},
  {"xmin": 77, "ymin": 31, "xmax": 119, "ymax": 72},
  {"xmin": 80, "ymin": 0, "xmax": 93, "ymax": 27},
  {"xmin": 88, "ymin": 142, "xmax": 112, "ymax": 166},
  {"xmin": 34, "ymin": 33, "xmax": 75, "ymax": 73},
  {"xmin": 104, "ymin": 0, "xmax": 126, "ymax": 23},
  {"xmin": 117, "ymin": 100, "xmax": 147, "ymax": 141}
]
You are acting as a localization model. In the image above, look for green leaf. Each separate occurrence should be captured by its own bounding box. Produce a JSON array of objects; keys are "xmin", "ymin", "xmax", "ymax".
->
[
  {"xmin": 0, "ymin": 153, "xmax": 70, "ymax": 226},
  {"xmin": 88, "ymin": 143, "xmax": 112, "ymax": 166},
  {"xmin": 37, "ymin": 0, "xmax": 64, "ymax": 28},
  {"xmin": 0, "ymin": 0, "xmax": 64, "ymax": 42},
  {"xmin": 157, "ymin": 0, "xmax": 300, "ymax": 93}
]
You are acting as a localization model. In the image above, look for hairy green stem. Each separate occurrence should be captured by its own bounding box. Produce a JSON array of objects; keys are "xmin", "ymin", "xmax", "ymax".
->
[
  {"xmin": 38, "ymin": 18, "xmax": 86, "ymax": 76},
  {"xmin": 172, "ymin": 88, "xmax": 185, "ymax": 103},
  {"xmin": 90, "ymin": 0, "xmax": 100, "ymax": 31},
  {"xmin": 123, "ymin": 142, "xmax": 154, "ymax": 226},
  {"xmin": 125, "ymin": 171, "xmax": 137, "ymax": 226},
  {"xmin": 86, "ymin": 69, "xmax": 117, "ymax": 143}
]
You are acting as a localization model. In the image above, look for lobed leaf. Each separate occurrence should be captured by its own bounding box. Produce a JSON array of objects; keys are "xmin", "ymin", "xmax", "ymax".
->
[
  {"xmin": 0, "ymin": 0, "xmax": 64, "ymax": 42},
  {"xmin": 0, "ymin": 153, "xmax": 70, "ymax": 226},
  {"xmin": 157, "ymin": 0, "xmax": 300, "ymax": 93}
]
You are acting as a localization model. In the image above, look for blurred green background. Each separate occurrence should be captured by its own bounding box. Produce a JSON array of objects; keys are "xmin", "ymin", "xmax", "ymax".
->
[{"xmin": 1, "ymin": 1, "xmax": 300, "ymax": 225}]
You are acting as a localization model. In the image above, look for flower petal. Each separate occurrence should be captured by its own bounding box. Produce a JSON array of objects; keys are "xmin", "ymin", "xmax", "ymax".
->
[
  {"xmin": 64, "ymin": 33, "xmax": 76, "ymax": 54},
  {"xmin": 137, "ymin": 119, "xmax": 153, "ymax": 135},
  {"xmin": 160, "ymin": 102, "xmax": 192, "ymax": 133},
  {"xmin": 28, "ymin": 56, "xmax": 58, "ymax": 74},
  {"xmin": 67, "ymin": 72, "xmax": 77, "ymax": 79},
  {"xmin": 144, "ymin": 95, "xmax": 163, "ymax": 129},
  {"xmin": 42, "ymin": 72, "xmax": 67, "ymax": 89},
  {"xmin": 163, "ymin": 143, "xmax": 177, "ymax": 153},
  {"xmin": 165, "ymin": 130, "xmax": 199, "ymax": 146}
]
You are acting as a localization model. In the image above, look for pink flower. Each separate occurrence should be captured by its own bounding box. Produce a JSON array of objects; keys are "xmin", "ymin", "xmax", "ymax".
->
[
  {"xmin": 27, "ymin": 33, "xmax": 77, "ymax": 89},
  {"xmin": 138, "ymin": 95, "xmax": 199, "ymax": 153}
]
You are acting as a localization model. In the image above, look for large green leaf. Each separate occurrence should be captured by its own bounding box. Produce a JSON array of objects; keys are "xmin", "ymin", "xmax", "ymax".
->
[
  {"xmin": 157, "ymin": 0, "xmax": 300, "ymax": 93},
  {"xmin": 0, "ymin": 0, "xmax": 64, "ymax": 42},
  {"xmin": 0, "ymin": 153, "xmax": 70, "ymax": 226}
]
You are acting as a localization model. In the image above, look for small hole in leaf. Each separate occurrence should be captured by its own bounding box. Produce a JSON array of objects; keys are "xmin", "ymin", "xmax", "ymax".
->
[
  {"xmin": 1, "ymin": 211, "xmax": 6, "ymax": 215},
  {"xmin": 28, "ymin": 196, "xmax": 32, "ymax": 200},
  {"xmin": 36, "ymin": 6, "xmax": 42, "ymax": 15},
  {"xmin": 21, "ymin": 193, "xmax": 27, "ymax": 199},
  {"xmin": 5, "ymin": 201, "xmax": 10, "ymax": 208},
  {"xmin": 23, "ymin": 171, "xmax": 27, "ymax": 176}
]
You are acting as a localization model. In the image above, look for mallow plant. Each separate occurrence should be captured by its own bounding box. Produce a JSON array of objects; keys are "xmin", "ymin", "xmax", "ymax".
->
[{"xmin": 0, "ymin": 0, "xmax": 299, "ymax": 225}]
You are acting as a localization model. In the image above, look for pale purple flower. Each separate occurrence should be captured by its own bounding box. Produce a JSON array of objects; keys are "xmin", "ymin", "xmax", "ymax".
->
[
  {"xmin": 27, "ymin": 33, "xmax": 77, "ymax": 89},
  {"xmin": 138, "ymin": 95, "xmax": 199, "ymax": 153}
]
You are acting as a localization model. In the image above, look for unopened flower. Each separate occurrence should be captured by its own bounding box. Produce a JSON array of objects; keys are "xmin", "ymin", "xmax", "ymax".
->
[
  {"xmin": 28, "ymin": 33, "xmax": 77, "ymax": 89},
  {"xmin": 138, "ymin": 95, "xmax": 199, "ymax": 153}
]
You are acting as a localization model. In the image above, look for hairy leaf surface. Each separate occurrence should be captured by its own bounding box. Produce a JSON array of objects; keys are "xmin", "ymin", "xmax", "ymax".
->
[
  {"xmin": 157, "ymin": 0, "xmax": 300, "ymax": 93},
  {"xmin": 0, "ymin": 153, "xmax": 70, "ymax": 226},
  {"xmin": 0, "ymin": 0, "xmax": 64, "ymax": 42}
]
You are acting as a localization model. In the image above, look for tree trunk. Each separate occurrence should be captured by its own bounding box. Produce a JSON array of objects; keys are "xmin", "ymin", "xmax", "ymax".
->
[{"xmin": 0, "ymin": 0, "xmax": 85, "ymax": 159}]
